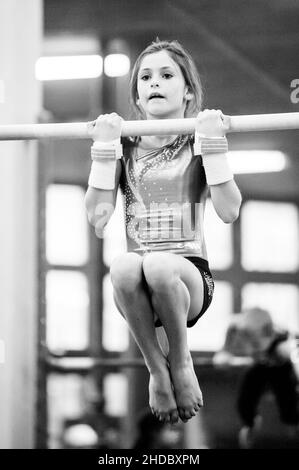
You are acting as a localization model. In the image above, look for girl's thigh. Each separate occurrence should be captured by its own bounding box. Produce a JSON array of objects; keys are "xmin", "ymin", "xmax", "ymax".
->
[
  {"xmin": 110, "ymin": 252, "xmax": 144, "ymax": 289},
  {"xmin": 142, "ymin": 252, "xmax": 204, "ymax": 322}
]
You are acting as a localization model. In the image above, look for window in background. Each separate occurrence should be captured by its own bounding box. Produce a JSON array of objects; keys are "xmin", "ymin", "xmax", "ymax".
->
[
  {"xmin": 47, "ymin": 373, "xmax": 86, "ymax": 449},
  {"xmin": 242, "ymin": 282, "xmax": 299, "ymax": 334},
  {"xmin": 103, "ymin": 373, "xmax": 128, "ymax": 417},
  {"xmin": 204, "ymin": 198, "xmax": 233, "ymax": 270},
  {"xmin": 46, "ymin": 270, "xmax": 90, "ymax": 351},
  {"xmin": 103, "ymin": 190, "xmax": 127, "ymax": 268},
  {"xmin": 36, "ymin": 55, "xmax": 103, "ymax": 81},
  {"xmin": 102, "ymin": 191, "xmax": 129, "ymax": 352},
  {"xmin": 241, "ymin": 201, "xmax": 299, "ymax": 272},
  {"xmin": 187, "ymin": 281, "xmax": 234, "ymax": 351},
  {"xmin": 102, "ymin": 273, "xmax": 129, "ymax": 352},
  {"xmin": 46, "ymin": 184, "xmax": 89, "ymax": 266}
]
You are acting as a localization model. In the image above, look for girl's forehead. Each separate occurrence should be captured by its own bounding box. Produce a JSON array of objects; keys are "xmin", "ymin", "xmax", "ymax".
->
[{"xmin": 139, "ymin": 50, "xmax": 180, "ymax": 72}]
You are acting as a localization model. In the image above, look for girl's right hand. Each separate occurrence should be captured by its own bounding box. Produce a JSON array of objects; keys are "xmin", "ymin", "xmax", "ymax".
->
[
  {"xmin": 87, "ymin": 112, "xmax": 123, "ymax": 142},
  {"xmin": 195, "ymin": 109, "xmax": 228, "ymax": 137}
]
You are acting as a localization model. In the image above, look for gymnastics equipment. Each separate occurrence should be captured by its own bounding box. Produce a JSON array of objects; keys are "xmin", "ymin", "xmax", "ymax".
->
[{"xmin": 0, "ymin": 112, "xmax": 299, "ymax": 141}]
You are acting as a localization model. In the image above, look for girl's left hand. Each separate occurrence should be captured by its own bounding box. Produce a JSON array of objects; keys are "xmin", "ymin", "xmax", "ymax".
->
[{"xmin": 195, "ymin": 109, "xmax": 229, "ymax": 137}]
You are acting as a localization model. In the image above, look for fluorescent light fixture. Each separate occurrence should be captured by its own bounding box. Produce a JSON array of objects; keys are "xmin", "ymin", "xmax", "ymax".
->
[
  {"xmin": 104, "ymin": 54, "xmax": 130, "ymax": 77},
  {"xmin": 227, "ymin": 150, "xmax": 287, "ymax": 174},
  {"xmin": 35, "ymin": 55, "xmax": 103, "ymax": 81}
]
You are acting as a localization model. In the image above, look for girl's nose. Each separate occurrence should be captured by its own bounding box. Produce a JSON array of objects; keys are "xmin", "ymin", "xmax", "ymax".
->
[{"xmin": 150, "ymin": 77, "xmax": 160, "ymax": 87}]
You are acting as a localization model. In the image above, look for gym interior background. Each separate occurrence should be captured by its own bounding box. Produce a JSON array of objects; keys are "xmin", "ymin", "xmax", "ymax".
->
[{"xmin": 0, "ymin": 0, "xmax": 299, "ymax": 449}]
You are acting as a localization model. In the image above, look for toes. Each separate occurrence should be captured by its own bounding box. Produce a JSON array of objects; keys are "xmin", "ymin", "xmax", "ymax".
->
[
  {"xmin": 151, "ymin": 407, "xmax": 158, "ymax": 419},
  {"xmin": 185, "ymin": 410, "xmax": 196, "ymax": 420},
  {"xmin": 151, "ymin": 407, "xmax": 179, "ymax": 424},
  {"xmin": 160, "ymin": 410, "xmax": 178, "ymax": 423},
  {"xmin": 152, "ymin": 409, "xmax": 161, "ymax": 420},
  {"xmin": 178, "ymin": 407, "xmax": 198, "ymax": 422},
  {"xmin": 197, "ymin": 393, "xmax": 203, "ymax": 407},
  {"xmin": 170, "ymin": 410, "xmax": 179, "ymax": 424},
  {"xmin": 195, "ymin": 402, "xmax": 203, "ymax": 412},
  {"xmin": 178, "ymin": 407, "xmax": 188, "ymax": 422},
  {"xmin": 189, "ymin": 409, "xmax": 197, "ymax": 417}
]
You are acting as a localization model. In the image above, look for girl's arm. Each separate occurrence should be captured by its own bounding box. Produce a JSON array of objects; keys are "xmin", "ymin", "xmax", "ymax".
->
[
  {"xmin": 195, "ymin": 109, "xmax": 242, "ymax": 224},
  {"xmin": 85, "ymin": 113, "xmax": 123, "ymax": 238},
  {"xmin": 84, "ymin": 162, "xmax": 122, "ymax": 238},
  {"xmin": 210, "ymin": 180, "xmax": 242, "ymax": 224}
]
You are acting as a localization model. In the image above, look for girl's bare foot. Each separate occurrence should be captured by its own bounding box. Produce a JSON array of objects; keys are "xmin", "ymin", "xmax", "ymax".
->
[
  {"xmin": 149, "ymin": 364, "xmax": 179, "ymax": 424},
  {"xmin": 170, "ymin": 355, "xmax": 203, "ymax": 422}
]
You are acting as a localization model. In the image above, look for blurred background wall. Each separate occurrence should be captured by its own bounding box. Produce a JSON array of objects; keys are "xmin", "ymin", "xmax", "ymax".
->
[{"xmin": 0, "ymin": 0, "xmax": 42, "ymax": 449}]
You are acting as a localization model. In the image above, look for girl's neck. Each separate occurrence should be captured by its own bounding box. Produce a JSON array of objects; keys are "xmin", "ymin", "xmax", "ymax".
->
[
  {"xmin": 139, "ymin": 134, "xmax": 177, "ymax": 150},
  {"xmin": 140, "ymin": 111, "xmax": 185, "ymax": 149}
]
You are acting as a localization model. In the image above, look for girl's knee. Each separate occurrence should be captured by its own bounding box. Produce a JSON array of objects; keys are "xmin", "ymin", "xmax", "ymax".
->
[
  {"xmin": 142, "ymin": 253, "xmax": 178, "ymax": 291},
  {"xmin": 110, "ymin": 253, "xmax": 143, "ymax": 292}
]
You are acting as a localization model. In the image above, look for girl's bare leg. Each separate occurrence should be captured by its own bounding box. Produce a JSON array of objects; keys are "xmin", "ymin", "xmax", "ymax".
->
[
  {"xmin": 143, "ymin": 252, "xmax": 205, "ymax": 422},
  {"xmin": 110, "ymin": 252, "xmax": 179, "ymax": 423}
]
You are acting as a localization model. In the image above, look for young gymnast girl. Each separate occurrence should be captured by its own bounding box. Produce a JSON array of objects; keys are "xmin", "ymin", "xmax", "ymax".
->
[{"xmin": 85, "ymin": 39, "xmax": 242, "ymax": 424}]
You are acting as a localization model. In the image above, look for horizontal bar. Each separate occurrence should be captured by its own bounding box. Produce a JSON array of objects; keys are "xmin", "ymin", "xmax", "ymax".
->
[{"xmin": 0, "ymin": 112, "xmax": 299, "ymax": 141}]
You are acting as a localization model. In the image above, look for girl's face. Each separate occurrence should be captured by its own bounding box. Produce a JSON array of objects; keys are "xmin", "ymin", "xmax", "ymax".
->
[{"xmin": 136, "ymin": 50, "xmax": 190, "ymax": 120}]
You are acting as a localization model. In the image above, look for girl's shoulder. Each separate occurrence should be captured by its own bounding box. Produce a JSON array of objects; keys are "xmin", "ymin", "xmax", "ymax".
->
[
  {"xmin": 120, "ymin": 136, "xmax": 137, "ymax": 162},
  {"xmin": 121, "ymin": 136, "xmax": 138, "ymax": 148},
  {"xmin": 121, "ymin": 136, "xmax": 138, "ymax": 160}
]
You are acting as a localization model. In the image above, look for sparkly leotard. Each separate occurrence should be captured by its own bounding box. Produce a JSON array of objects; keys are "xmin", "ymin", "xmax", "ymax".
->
[{"xmin": 119, "ymin": 135, "xmax": 209, "ymax": 258}]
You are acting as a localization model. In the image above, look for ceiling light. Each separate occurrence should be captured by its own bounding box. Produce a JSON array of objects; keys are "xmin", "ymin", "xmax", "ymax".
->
[
  {"xmin": 35, "ymin": 55, "xmax": 103, "ymax": 81},
  {"xmin": 227, "ymin": 150, "xmax": 287, "ymax": 174},
  {"xmin": 104, "ymin": 54, "xmax": 130, "ymax": 77}
]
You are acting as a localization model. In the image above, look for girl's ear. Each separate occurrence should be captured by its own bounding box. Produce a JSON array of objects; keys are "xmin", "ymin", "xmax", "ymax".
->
[{"xmin": 185, "ymin": 91, "xmax": 193, "ymax": 101}]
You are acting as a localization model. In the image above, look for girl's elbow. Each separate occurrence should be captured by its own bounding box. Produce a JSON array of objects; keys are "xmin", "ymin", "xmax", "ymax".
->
[
  {"xmin": 84, "ymin": 194, "xmax": 95, "ymax": 226},
  {"xmin": 221, "ymin": 206, "xmax": 240, "ymax": 224},
  {"xmin": 85, "ymin": 207, "xmax": 107, "ymax": 239},
  {"xmin": 223, "ymin": 194, "xmax": 242, "ymax": 223},
  {"xmin": 84, "ymin": 194, "xmax": 115, "ymax": 233}
]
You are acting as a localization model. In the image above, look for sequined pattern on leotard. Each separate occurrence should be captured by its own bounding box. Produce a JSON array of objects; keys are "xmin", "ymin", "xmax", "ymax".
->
[{"xmin": 120, "ymin": 135, "xmax": 209, "ymax": 257}]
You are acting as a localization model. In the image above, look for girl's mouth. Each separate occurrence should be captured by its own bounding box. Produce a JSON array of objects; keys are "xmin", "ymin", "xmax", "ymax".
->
[{"xmin": 149, "ymin": 93, "xmax": 165, "ymax": 100}]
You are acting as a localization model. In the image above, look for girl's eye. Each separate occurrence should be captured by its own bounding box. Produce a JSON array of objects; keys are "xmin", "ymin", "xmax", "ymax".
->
[
  {"xmin": 163, "ymin": 73, "xmax": 173, "ymax": 79},
  {"xmin": 140, "ymin": 75, "xmax": 150, "ymax": 81}
]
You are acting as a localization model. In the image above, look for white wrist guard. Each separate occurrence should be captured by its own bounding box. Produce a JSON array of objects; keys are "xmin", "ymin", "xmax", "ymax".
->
[
  {"xmin": 91, "ymin": 139, "xmax": 123, "ymax": 160},
  {"xmin": 88, "ymin": 139, "xmax": 123, "ymax": 190},
  {"xmin": 194, "ymin": 135, "xmax": 233, "ymax": 186}
]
